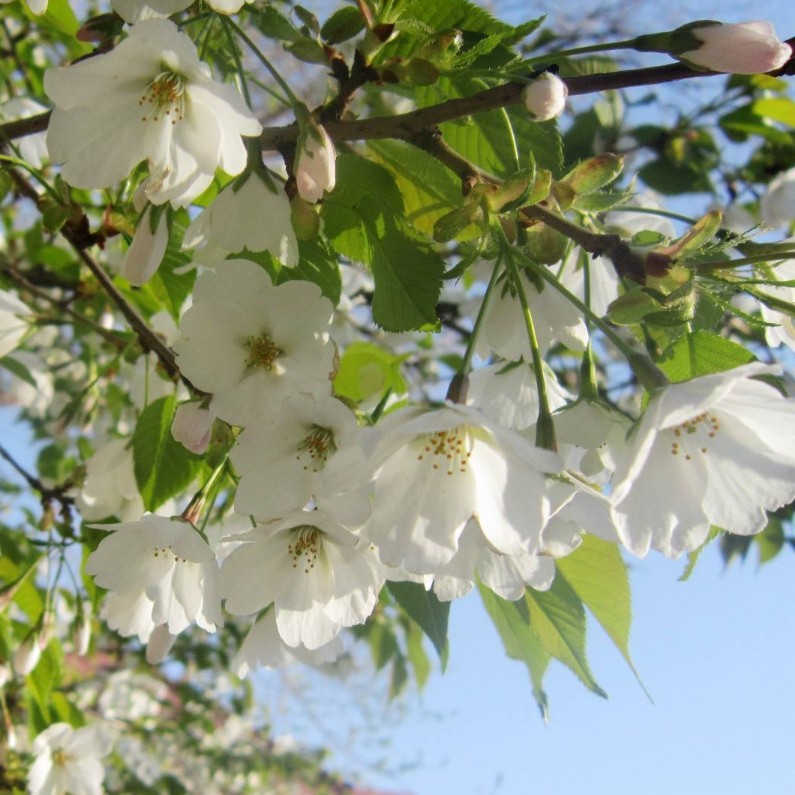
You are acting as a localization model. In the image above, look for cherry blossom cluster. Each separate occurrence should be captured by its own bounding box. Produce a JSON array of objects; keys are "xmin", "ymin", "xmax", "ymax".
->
[{"xmin": 1, "ymin": 5, "xmax": 794, "ymax": 793}]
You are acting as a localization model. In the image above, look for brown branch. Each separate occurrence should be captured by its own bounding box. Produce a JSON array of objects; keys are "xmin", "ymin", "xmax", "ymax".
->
[
  {"xmin": 262, "ymin": 54, "xmax": 795, "ymax": 149},
  {"xmin": 4, "ymin": 167, "xmax": 189, "ymax": 386},
  {"xmin": 0, "ymin": 265, "xmax": 126, "ymax": 348},
  {"xmin": 2, "ymin": 48, "xmax": 793, "ymax": 147},
  {"xmin": 521, "ymin": 203, "xmax": 647, "ymax": 282},
  {"xmin": 0, "ymin": 110, "xmax": 50, "ymax": 141},
  {"xmin": 0, "ymin": 441, "xmax": 75, "ymax": 512}
]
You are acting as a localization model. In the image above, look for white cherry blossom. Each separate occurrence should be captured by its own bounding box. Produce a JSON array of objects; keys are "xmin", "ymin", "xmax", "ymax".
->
[
  {"xmin": 85, "ymin": 515, "xmax": 222, "ymax": 662},
  {"xmin": 0, "ymin": 97, "xmax": 48, "ymax": 168},
  {"xmin": 760, "ymin": 169, "xmax": 795, "ymax": 229},
  {"xmin": 28, "ymin": 722, "xmax": 114, "ymax": 795},
  {"xmin": 680, "ymin": 21, "xmax": 791, "ymax": 75},
  {"xmin": 611, "ymin": 363, "xmax": 795, "ymax": 558},
  {"xmin": 432, "ymin": 520, "xmax": 556, "ymax": 602},
  {"xmin": 121, "ymin": 205, "xmax": 169, "ymax": 286},
  {"xmin": 45, "ymin": 19, "xmax": 261, "ymax": 207},
  {"xmin": 468, "ymin": 360, "xmax": 571, "ymax": 431},
  {"xmin": 76, "ymin": 438, "xmax": 143, "ymax": 522},
  {"xmin": 0, "ymin": 289, "xmax": 32, "ymax": 359},
  {"xmin": 359, "ymin": 403, "xmax": 561, "ymax": 574},
  {"xmin": 232, "ymin": 394, "xmax": 359, "ymax": 519},
  {"xmin": 221, "ymin": 510, "xmax": 384, "ymax": 649},
  {"xmin": 182, "ymin": 172, "xmax": 298, "ymax": 267},
  {"xmin": 758, "ymin": 259, "xmax": 795, "ymax": 351},
  {"xmin": 171, "ymin": 400, "xmax": 214, "ymax": 454},
  {"xmin": 234, "ymin": 610, "xmax": 343, "ymax": 676},
  {"xmin": 174, "ymin": 259, "xmax": 335, "ymax": 427},
  {"xmin": 478, "ymin": 268, "xmax": 588, "ymax": 360}
]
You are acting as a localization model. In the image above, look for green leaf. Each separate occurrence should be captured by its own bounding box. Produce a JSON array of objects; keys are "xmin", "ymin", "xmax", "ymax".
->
[
  {"xmin": 249, "ymin": 5, "xmax": 303, "ymax": 42},
  {"xmin": 557, "ymin": 536, "xmax": 646, "ymax": 693},
  {"xmin": 388, "ymin": 581, "xmax": 449, "ymax": 667},
  {"xmin": 367, "ymin": 140, "xmax": 464, "ymax": 237},
  {"xmin": 148, "ymin": 248, "xmax": 195, "ymax": 322},
  {"xmin": 132, "ymin": 396, "xmax": 203, "ymax": 511},
  {"xmin": 320, "ymin": 6, "xmax": 365, "ymax": 43},
  {"xmin": 416, "ymin": 78, "xmax": 563, "ymax": 177},
  {"xmin": 638, "ymin": 156, "xmax": 712, "ymax": 195},
  {"xmin": 31, "ymin": 0, "xmax": 83, "ymax": 39},
  {"xmin": 278, "ymin": 236, "xmax": 342, "ymax": 305},
  {"xmin": 26, "ymin": 642, "xmax": 61, "ymax": 720},
  {"xmin": 49, "ymin": 691, "xmax": 86, "ymax": 728},
  {"xmin": 680, "ymin": 526, "xmax": 722, "ymax": 581},
  {"xmin": 757, "ymin": 517, "xmax": 786, "ymax": 565},
  {"xmin": 479, "ymin": 583, "xmax": 549, "ymax": 720},
  {"xmin": 370, "ymin": 225, "xmax": 444, "ymax": 330},
  {"xmin": 0, "ymin": 355, "xmax": 37, "ymax": 388},
  {"xmin": 752, "ymin": 97, "xmax": 795, "ymax": 128},
  {"xmin": 0, "ymin": 553, "xmax": 44, "ymax": 613},
  {"xmin": 657, "ymin": 331, "xmax": 756, "ymax": 382},
  {"xmin": 525, "ymin": 577, "xmax": 607, "ymax": 698},
  {"xmin": 324, "ymin": 155, "xmax": 444, "ymax": 330},
  {"xmin": 382, "ymin": 0, "xmax": 512, "ymax": 60},
  {"xmin": 333, "ymin": 341, "xmax": 408, "ymax": 404},
  {"xmin": 404, "ymin": 620, "xmax": 431, "ymax": 688}
]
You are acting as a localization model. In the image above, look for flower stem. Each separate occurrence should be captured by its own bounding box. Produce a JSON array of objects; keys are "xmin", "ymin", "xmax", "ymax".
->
[
  {"xmin": 457, "ymin": 258, "xmax": 503, "ymax": 376},
  {"xmin": 220, "ymin": 17, "xmax": 253, "ymax": 110},
  {"xmin": 521, "ymin": 39, "xmax": 639, "ymax": 66},
  {"xmin": 504, "ymin": 251, "xmax": 557, "ymax": 451},
  {"xmin": 579, "ymin": 256, "xmax": 600, "ymax": 401},
  {"xmin": 224, "ymin": 16, "xmax": 300, "ymax": 108},
  {"xmin": 512, "ymin": 246, "xmax": 669, "ymax": 392},
  {"xmin": 180, "ymin": 456, "xmax": 229, "ymax": 532}
]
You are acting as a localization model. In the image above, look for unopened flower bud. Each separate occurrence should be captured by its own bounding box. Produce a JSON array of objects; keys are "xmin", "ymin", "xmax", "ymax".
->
[
  {"xmin": 172, "ymin": 401, "xmax": 214, "ymax": 454},
  {"xmin": 295, "ymin": 124, "xmax": 336, "ymax": 203},
  {"xmin": 121, "ymin": 205, "xmax": 169, "ymax": 286},
  {"xmin": 679, "ymin": 21, "xmax": 791, "ymax": 74},
  {"xmin": 13, "ymin": 634, "xmax": 42, "ymax": 675},
  {"xmin": 522, "ymin": 72, "xmax": 567, "ymax": 122},
  {"xmin": 75, "ymin": 602, "xmax": 92, "ymax": 656}
]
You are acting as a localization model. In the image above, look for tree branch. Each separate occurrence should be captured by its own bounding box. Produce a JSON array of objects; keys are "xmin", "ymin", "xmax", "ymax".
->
[
  {"xmin": 4, "ymin": 167, "xmax": 190, "ymax": 387},
  {"xmin": 4, "ymin": 48, "xmax": 792, "ymax": 147}
]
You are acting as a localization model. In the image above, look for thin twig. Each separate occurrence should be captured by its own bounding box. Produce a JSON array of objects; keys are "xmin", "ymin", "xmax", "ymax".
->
[
  {"xmin": 5, "ymin": 167, "xmax": 192, "ymax": 387},
  {"xmin": 0, "ymin": 265, "xmax": 126, "ymax": 348},
  {"xmin": 0, "ymin": 442, "xmax": 74, "ymax": 508}
]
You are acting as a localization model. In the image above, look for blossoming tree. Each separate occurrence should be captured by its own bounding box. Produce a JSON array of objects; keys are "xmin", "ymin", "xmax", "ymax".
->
[{"xmin": 0, "ymin": 0, "xmax": 794, "ymax": 791}]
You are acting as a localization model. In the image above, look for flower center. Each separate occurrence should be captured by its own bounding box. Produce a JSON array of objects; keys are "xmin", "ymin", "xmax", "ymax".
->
[
  {"xmin": 139, "ymin": 71, "xmax": 187, "ymax": 124},
  {"xmin": 416, "ymin": 426, "xmax": 474, "ymax": 475},
  {"xmin": 287, "ymin": 526, "xmax": 321, "ymax": 574},
  {"xmin": 296, "ymin": 426, "xmax": 336, "ymax": 472},
  {"xmin": 152, "ymin": 545, "xmax": 187, "ymax": 563},
  {"xmin": 666, "ymin": 411, "xmax": 721, "ymax": 461},
  {"xmin": 245, "ymin": 332, "xmax": 283, "ymax": 371},
  {"xmin": 52, "ymin": 749, "xmax": 71, "ymax": 768}
]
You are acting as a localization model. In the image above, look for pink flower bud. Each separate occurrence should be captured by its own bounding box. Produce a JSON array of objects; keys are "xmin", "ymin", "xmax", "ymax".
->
[
  {"xmin": 171, "ymin": 401, "xmax": 213, "ymax": 454},
  {"xmin": 295, "ymin": 124, "xmax": 336, "ymax": 203},
  {"xmin": 521, "ymin": 72, "xmax": 567, "ymax": 122},
  {"xmin": 681, "ymin": 21, "xmax": 791, "ymax": 74}
]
